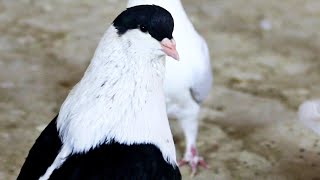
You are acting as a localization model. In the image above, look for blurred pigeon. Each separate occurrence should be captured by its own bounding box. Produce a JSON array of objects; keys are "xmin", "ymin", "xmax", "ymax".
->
[
  {"xmin": 18, "ymin": 5, "xmax": 181, "ymax": 180},
  {"xmin": 128, "ymin": 0, "xmax": 213, "ymax": 175},
  {"xmin": 298, "ymin": 99, "xmax": 320, "ymax": 135}
]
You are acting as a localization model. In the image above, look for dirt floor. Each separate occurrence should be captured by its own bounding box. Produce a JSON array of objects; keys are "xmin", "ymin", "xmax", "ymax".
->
[{"xmin": 1, "ymin": 0, "xmax": 320, "ymax": 179}]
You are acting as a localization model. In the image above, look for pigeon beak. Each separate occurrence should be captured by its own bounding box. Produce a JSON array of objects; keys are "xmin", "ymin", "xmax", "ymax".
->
[{"xmin": 161, "ymin": 38, "xmax": 180, "ymax": 61}]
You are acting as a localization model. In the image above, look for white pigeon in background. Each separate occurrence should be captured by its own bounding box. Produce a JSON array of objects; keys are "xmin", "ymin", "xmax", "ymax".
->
[
  {"xmin": 298, "ymin": 99, "xmax": 320, "ymax": 135},
  {"xmin": 128, "ymin": 0, "xmax": 213, "ymax": 174}
]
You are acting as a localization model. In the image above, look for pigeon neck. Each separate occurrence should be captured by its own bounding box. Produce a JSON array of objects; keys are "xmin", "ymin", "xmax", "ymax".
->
[{"xmin": 57, "ymin": 27, "xmax": 177, "ymax": 166}]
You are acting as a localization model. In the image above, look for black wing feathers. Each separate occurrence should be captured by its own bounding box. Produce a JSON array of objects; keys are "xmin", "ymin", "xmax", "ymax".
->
[
  {"xmin": 50, "ymin": 142, "xmax": 181, "ymax": 180},
  {"xmin": 17, "ymin": 115, "xmax": 62, "ymax": 180},
  {"xmin": 17, "ymin": 116, "xmax": 181, "ymax": 180}
]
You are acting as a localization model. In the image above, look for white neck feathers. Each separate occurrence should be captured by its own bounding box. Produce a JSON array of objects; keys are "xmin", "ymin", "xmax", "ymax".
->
[{"xmin": 56, "ymin": 26, "xmax": 177, "ymax": 165}]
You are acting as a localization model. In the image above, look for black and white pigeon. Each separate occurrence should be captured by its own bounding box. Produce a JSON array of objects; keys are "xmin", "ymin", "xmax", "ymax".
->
[
  {"xmin": 17, "ymin": 5, "xmax": 181, "ymax": 180},
  {"xmin": 127, "ymin": 0, "xmax": 213, "ymax": 174}
]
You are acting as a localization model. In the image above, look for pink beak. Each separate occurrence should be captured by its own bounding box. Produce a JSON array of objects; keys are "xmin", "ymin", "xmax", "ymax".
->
[{"xmin": 161, "ymin": 38, "xmax": 180, "ymax": 60}]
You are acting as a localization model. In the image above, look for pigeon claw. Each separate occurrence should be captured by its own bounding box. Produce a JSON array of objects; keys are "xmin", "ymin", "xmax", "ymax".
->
[
  {"xmin": 198, "ymin": 159, "xmax": 209, "ymax": 169},
  {"xmin": 178, "ymin": 146, "xmax": 209, "ymax": 176},
  {"xmin": 178, "ymin": 159, "xmax": 189, "ymax": 166}
]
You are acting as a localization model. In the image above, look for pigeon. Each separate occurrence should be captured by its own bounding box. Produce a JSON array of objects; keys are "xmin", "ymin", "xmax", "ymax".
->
[
  {"xmin": 298, "ymin": 99, "xmax": 320, "ymax": 135},
  {"xmin": 17, "ymin": 5, "xmax": 181, "ymax": 180},
  {"xmin": 127, "ymin": 0, "xmax": 213, "ymax": 174}
]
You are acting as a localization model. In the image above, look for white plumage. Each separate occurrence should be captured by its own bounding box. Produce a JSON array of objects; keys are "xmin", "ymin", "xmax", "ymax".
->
[
  {"xmin": 128, "ymin": 0, "xmax": 213, "ymax": 173},
  {"xmin": 57, "ymin": 27, "xmax": 176, "ymax": 161},
  {"xmin": 40, "ymin": 26, "xmax": 178, "ymax": 180}
]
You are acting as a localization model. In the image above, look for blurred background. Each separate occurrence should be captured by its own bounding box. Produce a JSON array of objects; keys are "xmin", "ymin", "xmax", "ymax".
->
[{"xmin": 1, "ymin": 0, "xmax": 320, "ymax": 179}]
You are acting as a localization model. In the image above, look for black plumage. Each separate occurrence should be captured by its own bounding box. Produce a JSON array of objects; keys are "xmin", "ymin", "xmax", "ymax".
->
[
  {"xmin": 50, "ymin": 141, "xmax": 181, "ymax": 180},
  {"xmin": 18, "ymin": 115, "xmax": 181, "ymax": 180},
  {"xmin": 17, "ymin": 115, "xmax": 62, "ymax": 180},
  {"xmin": 113, "ymin": 5, "xmax": 174, "ymax": 41}
]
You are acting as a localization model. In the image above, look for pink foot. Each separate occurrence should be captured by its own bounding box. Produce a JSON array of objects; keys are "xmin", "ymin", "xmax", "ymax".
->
[{"xmin": 178, "ymin": 146, "xmax": 209, "ymax": 176}]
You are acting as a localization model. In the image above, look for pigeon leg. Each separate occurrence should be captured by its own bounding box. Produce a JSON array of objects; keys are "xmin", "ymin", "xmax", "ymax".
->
[{"xmin": 177, "ymin": 103, "xmax": 208, "ymax": 175}]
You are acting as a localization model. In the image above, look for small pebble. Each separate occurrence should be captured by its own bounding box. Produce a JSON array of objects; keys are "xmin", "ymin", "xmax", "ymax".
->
[
  {"xmin": 0, "ymin": 82, "xmax": 15, "ymax": 89},
  {"xmin": 260, "ymin": 19, "xmax": 272, "ymax": 31}
]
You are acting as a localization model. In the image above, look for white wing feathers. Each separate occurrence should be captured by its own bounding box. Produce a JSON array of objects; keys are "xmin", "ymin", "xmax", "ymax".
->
[{"xmin": 190, "ymin": 35, "xmax": 213, "ymax": 104}]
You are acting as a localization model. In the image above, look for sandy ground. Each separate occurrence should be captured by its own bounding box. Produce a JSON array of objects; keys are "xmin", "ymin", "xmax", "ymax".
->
[{"xmin": 1, "ymin": 0, "xmax": 320, "ymax": 179}]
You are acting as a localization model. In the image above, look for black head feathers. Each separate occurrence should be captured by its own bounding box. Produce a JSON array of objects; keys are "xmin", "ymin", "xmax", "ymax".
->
[{"xmin": 113, "ymin": 5, "xmax": 174, "ymax": 42}]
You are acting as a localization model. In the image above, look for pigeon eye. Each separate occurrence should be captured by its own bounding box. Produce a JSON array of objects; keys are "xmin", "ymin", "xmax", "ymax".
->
[{"xmin": 139, "ymin": 25, "xmax": 148, "ymax": 33}]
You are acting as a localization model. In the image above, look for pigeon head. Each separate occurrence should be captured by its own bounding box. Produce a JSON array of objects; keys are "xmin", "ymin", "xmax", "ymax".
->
[{"xmin": 113, "ymin": 5, "xmax": 179, "ymax": 60}]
